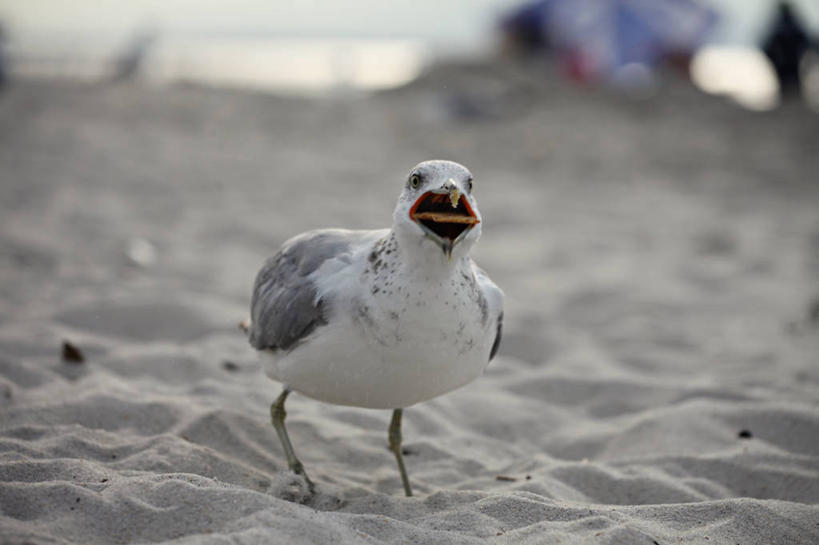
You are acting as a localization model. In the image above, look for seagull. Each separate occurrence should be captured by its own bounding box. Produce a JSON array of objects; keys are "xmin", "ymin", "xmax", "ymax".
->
[{"xmin": 247, "ymin": 160, "xmax": 504, "ymax": 496}]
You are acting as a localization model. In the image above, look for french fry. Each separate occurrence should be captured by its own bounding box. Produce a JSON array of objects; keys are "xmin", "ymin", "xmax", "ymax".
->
[{"xmin": 413, "ymin": 212, "xmax": 480, "ymax": 224}]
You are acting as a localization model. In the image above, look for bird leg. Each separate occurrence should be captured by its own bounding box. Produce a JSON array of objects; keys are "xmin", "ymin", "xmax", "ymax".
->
[
  {"xmin": 389, "ymin": 408, "xmax": 413, "ymax": 497},
  {"xmin": 270, "ymin": 388, "xmax": 315, "ymax": 492}
]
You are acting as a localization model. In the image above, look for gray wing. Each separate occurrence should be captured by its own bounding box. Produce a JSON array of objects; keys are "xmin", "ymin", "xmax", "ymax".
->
[
  {"xmin": 473, "ymin": 263, "xmax": 504, "ymax": 362},
  {"xmin": 489, "ymin": 312, "xmax": 503, "ymax": 361},
  {"xmin": 248, "ymin": 229, "xmax": 369, "ymax": 352}
]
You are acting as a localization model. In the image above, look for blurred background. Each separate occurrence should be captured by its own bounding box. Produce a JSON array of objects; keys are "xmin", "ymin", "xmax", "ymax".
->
[
  {"xmin": 0, "ymin": 0, "xmax": 817, "ymax": 373},
  {"xmin": 1, "ymin": 0, "xmax": 819, "ymax": 109}
]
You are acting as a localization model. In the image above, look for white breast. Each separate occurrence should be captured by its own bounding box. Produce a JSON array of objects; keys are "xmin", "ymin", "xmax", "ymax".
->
[{"xmin": 262, "ymin": 248, "xmax": 500, "ymax": 409}]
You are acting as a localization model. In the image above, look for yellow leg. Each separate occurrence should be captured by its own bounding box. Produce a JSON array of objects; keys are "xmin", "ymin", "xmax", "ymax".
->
[
  {"xmin": 270, "ymin": 388, "xmax": 315, "ymax": 492},
  {"xmin": 389, "ymin": 408, "xmax": 413, "ymax": 497}
]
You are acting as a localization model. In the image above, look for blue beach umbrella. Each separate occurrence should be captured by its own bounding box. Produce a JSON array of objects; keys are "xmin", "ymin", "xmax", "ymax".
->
[{"xmin": 504, "ymin": 0, "xmax": 717, "ymax": 82}]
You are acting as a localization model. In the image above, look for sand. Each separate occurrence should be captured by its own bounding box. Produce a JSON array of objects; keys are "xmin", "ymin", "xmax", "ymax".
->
[{"xmin": 1, "ymin": 61, "xmax": 819, "ymax": 544}]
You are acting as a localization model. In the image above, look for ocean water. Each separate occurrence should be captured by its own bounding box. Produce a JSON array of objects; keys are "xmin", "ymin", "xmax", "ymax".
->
[{"xmin": 3, "ymin": 0, "xmax": 818, "ymax": 47}]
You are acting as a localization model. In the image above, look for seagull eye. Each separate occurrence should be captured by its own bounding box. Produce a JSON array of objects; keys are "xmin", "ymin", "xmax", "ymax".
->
[
  {"xmin": 467, "ymin": 178, "xmax": 473, "ymax": 192},
  {"xmin": 409, "ymin": 174, "xmax": 421, "ymax": 189}
]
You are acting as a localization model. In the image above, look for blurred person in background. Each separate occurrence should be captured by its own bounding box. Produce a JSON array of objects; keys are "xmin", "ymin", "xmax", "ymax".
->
[{"xmin": 762, "ymin": 1, "xmax": 816, "ymax": 98}]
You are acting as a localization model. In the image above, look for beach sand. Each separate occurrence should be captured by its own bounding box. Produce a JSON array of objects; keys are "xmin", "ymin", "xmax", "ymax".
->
[{"xmin": 1, "ymin": 62, "xmax": 818, "ymax": 544}]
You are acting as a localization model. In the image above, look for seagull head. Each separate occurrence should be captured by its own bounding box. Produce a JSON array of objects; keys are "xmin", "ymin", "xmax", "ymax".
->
[{"xmin": 393, "ymin": 160, "xmax": 482, "ymax": 261}]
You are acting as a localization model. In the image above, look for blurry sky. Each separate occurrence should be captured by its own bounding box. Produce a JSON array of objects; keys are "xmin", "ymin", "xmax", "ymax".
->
[
  {"xmin": 2, "ymin": 0, "xmax": 519, "ymax": 55},
  {"xmin": 2, "ymin": 0, "xmax": 819, "ymax": 54}
]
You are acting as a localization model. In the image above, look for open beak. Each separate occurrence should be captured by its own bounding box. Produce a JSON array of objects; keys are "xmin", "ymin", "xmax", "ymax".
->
[{"xmin": 409, "ymin": 184, "xmax": 479, "ymax": 257}]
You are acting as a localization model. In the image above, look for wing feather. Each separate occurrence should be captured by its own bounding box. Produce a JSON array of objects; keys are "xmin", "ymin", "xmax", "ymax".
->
[
  {"xmin": 473, "ymin": 262, "xmax": 504, "ymax": 362},
  {"xmin": 249, "ymin": 229, "xmax": 364, "ymax": 352}
]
